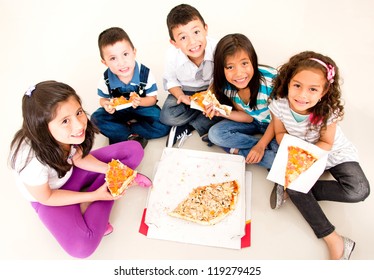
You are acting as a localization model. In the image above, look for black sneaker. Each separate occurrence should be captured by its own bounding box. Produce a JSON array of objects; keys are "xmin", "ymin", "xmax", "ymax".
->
[
  {"xmin": 127, "ymin": 134, "xmax": 148, "ymax": 149},
  {"xmin": 201, "ymin": 134, "xmax": 214, "ymax": 147},
  {"xmin": 166, "ymin": 125, "xmax": 193, "ymax": 148}
]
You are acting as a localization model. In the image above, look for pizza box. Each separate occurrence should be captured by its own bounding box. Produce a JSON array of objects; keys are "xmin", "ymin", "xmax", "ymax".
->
[
  {"xmin": 267, "ymin": 134, "xmax": 328, "ymax": 193},
  {"xmin": 138, "ymin": 148, "xmax": 251, "ymax": 249}
]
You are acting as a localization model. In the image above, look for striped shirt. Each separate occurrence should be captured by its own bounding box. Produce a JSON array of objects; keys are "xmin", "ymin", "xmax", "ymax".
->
[
  {"xmin": 269, "ymin": 97, "xmax": 359, "ymax": 168},
  {"xmin": 225, "ymin": 65, "xmax": 277, "ymax": 123},
  {"xmin": 97, "ymin": 61, "xmax": 158, "ymax": 98}
]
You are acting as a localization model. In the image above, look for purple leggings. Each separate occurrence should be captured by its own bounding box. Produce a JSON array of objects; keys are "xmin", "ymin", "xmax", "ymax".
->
[{"xmin": 31, "ymin": 140, "xmax": 144, "ymax": 258}]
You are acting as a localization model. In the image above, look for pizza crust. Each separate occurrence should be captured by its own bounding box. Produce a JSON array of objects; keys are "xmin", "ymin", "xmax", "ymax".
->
[{"xmin": 168, "ymin": 180, "xmax": 239, "ymax": 225}]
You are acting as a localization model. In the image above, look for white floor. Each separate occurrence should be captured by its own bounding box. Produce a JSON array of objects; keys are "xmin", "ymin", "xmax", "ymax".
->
[
  {"xmin": 1, "ymin": 132, "xmax": 373, "ymax": 261},
  {"xmin": 1, "ymin": 0, "xmax": 373, "ymax": 265}
]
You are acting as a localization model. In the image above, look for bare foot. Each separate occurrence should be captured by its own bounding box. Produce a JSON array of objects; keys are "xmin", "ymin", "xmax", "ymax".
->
[{"xmin": 324, "ymin": 231, "xmax": 344, "ymax": 260}]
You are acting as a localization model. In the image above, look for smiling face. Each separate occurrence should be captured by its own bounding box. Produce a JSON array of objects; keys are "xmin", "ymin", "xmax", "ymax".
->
[
  {"xmin": 101, "ymin": 39, "xmax": 136, "ymax": 84},
  {"xmin": 287, "ymin": 68, "xmax": 327, "ymax": 115},
  {"xmin": 170, "ymin": 18, "xmax": 208, "ymax": 66},
  {"xmin": 48, "ymin": 96, "xmax": 87, "ymax": 150},
  {"xmin": 223, "ymin": 49, "xmax": 254, "ymax": 89}
]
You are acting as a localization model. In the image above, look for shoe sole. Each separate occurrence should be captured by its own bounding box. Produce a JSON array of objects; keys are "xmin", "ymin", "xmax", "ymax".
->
[
  {"xmin": 166, "ymin": 126, "xmax": 177, "ymax": 148},
  {"xmin": 177, "ymin": 133, "xmax": 192, "ymax": 148},
  {"xmin": 270, "ymin": 185, "xmax": 277, "ymax": 209},
  {"xmin": 348, "ymin": 242, "xmax": 356, "ymax": 259}
]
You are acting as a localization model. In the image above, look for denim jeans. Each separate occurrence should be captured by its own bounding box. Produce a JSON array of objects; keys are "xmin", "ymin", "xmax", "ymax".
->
[
  {"xmin": 91, "ymin": 105, "xmax": 171, "ymax": 144},
  {"xmin": 208, "ymin": 119, "xmax": 279, "ymax": 169},
  {"xmin": 159, "ymin": 94, "xmax": 222, "ymax": 136},
  {"xmin": 287, "ymin": 161, "xmax": 370, "ymax": 239}
]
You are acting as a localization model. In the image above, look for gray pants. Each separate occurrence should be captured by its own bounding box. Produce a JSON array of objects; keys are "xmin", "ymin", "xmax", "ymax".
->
[{"xmin": 160, "ymin": 93, "xmax": 222, "ymax": 136}]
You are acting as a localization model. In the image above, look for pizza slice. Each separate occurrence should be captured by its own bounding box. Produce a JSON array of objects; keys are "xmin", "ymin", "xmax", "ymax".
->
[
  {"xmin": 105, "ymin": 159, "xmax": 137, "ymax": 197},
  {"xmin": 190, "ymin": 90, "xmax": 232, "ymax": 119},
  {"xmin": 168, "ymin": 180, "xmax": 240, "ymax": 225},
  {"xmin": 110, "ymin": 93, "xmax": 139, "ymax": 110},
  {"xmin": 285, "ymin": 146, "xmax": 318, "ymax": 188}
]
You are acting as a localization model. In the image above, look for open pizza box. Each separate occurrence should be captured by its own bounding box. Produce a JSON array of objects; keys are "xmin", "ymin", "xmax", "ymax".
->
[
  {"xmin": 139, "ymin": 148, "xmax": 251, "ymax": 249},
  {"xmin": 267, "ymin": 134, "xmax": 328, "ymax": 193}
]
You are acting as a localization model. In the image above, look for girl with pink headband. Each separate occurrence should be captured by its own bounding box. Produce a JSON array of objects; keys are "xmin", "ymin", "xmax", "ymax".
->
[{"xmin": 268, "ymin": 51, "xmax": 370, "ymax": 259}]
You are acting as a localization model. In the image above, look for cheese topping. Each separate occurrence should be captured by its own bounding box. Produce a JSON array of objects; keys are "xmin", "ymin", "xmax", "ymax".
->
[
  {"xmin": 105, "ymin": 159, "xmax": 135, "ymax": 196},
  {"xmin": 171, "ymin": 181, "xmax": 239, "ymax": 223},
  {"xmin": 285, "ymin": 146, "xmax": 317, "ymax": 188}
]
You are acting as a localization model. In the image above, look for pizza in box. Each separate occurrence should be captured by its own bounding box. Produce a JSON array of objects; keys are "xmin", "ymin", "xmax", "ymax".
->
[{"xmin": 168, "ymin": 180, "xmax": 240, "ymax": 225}]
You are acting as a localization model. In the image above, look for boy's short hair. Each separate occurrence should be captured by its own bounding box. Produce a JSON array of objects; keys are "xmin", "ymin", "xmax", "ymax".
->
[
  {"xmin": 166, "ymin": 4, "xmax": 206, "ymax": 41},
  {"xmin": 98, "ymin": 27, "xmax": 134, "ymax": 59}
]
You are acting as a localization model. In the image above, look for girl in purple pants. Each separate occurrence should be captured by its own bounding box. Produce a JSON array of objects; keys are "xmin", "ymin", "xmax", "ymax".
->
[{"xmin": 9, "ymin": 81, "xmax": 151, "ymax": 258}]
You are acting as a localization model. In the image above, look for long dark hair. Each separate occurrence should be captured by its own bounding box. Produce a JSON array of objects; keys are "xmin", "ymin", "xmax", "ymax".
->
[
  {"xmin": 10, "ymin": 81, "xmax": 99, "ymax": 178},
  {"xmin": 212, "ymin": 33, "xmax": 264, "ymax": 109},
  {"xmin": 271, "ymin": 50, "xmax": 344, "ymax": 130}
]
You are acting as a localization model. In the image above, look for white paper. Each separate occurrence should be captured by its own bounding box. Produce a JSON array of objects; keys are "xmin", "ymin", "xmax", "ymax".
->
[
  {"xmin": 190, "ymin": 100, "xmax": 232, "ymax": 116},
  {"xmin": 114, "ymin": 102, "xmax": 132, "ymax": 110},
  {"xmin": 267, "ymin": 134, "xmax": 328, "ymax": 193},
  {"xmin": 144, "ymin": 148, "xmax": 248, "ymax": 249}
]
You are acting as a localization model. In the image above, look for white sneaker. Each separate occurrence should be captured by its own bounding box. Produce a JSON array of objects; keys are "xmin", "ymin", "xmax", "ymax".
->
[
  {"xmin": 177, "ymin": 131, "xmax": 193, "ymax": 148},
  {"xmin": 166, "ymin": 125, "xmax": 193, "ymax": 148}
]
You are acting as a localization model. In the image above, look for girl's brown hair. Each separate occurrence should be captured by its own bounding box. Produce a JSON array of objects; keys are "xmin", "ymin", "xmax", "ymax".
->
[
  {"xmin": 10, "ymin": 81, "xmax": 99, "ymax": 178},
  {"xmin": 271, "ymin": 50, "xmax": 344, "ymax": 130},
  {"xmin": 212, "ymin": 33, "xmax": 265, "ymax": 109}
]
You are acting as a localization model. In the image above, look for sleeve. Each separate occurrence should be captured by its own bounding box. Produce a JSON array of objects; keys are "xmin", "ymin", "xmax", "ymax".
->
[
  {"xmin": 268, "ymin": 99, "xmax": 282, "ymax": 120},
  {"xmin": 259, "ymin": 65, "xmax": 278, "ymax": 97},
  {"xmin": 162, "ymin": 46, "xmax": 181, "ymax": 91},
  {"xmin": 97, "ymin": 73, "xmax": 111, "ymax": 98},
  {"xmin": 144, "ymin": 68, "xmax": 158, "ymax": 97},
  {"xmin": 19, "ymin": 157, "xmax": 49, "ymax": 186}
]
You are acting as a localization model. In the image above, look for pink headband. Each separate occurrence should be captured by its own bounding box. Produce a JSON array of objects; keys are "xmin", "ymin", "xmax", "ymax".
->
[{"xmin": 309, "ymin": 58, "xmax": 335, "ymax": 84}]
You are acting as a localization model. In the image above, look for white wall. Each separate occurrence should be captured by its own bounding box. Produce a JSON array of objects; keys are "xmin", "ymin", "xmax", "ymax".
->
[{"xmin": 2, "ymin": 0, "xmax": 373, "ymax": 190}]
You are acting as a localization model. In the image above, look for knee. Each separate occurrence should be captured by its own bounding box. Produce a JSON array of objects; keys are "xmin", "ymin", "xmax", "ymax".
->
[
  {"xmin": 357, "ymin": 177, "xmax": 370, "ymax": 201},
  {"xmin": 64, "ymin": 240, "xmax": 97, "ymax": 259},
  {"xmin": 344, "ymin": 176, "xmax": 370, "ymax": 202},
  {"xmin": 207, "ymin": 126, "xmax": 220, "ymax": 144}
]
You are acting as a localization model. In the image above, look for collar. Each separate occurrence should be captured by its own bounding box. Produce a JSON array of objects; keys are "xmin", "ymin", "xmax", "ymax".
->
[
  {"xmin": 175, "ymin": 37, "xmax": 216, "ymax": 67},
  {"xmin": 107, "ymin": 62, "xmax": 140, "ymax": 89}
]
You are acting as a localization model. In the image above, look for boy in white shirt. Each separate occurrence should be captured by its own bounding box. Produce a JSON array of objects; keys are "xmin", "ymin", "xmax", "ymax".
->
[{"xmin": 160, "ymin": 4, "xmax": 221, "ymax": 147}]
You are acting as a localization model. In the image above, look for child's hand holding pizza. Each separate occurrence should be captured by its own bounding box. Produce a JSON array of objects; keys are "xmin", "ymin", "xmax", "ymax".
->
[
  {"xmin": 130, "ymin": 92, "xmax": 141, "ymax": 108},
  {"xmin": 103, "ymin": 99, "xmax": 116, "ymax": 114},
  {"xmin": 178, "ymin": 94, "xmax": 191, "ymax": 105},
  {"xmin": 95, "ymin": 183, "xmax": 124, "ymax": 200},
  {"xmin": 204, "ymin": 103, "xmax": 219, "ymax": 119}
]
